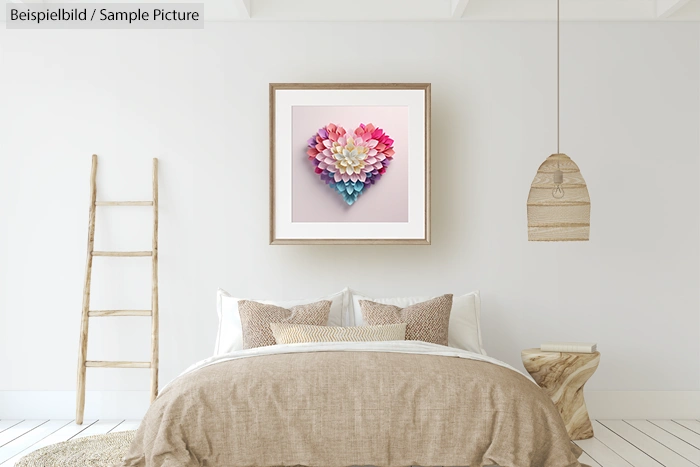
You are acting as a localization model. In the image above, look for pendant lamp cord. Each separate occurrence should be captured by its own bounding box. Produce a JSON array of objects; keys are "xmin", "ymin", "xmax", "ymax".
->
[{"xmin": 557, "ymin": 0, "xmax": 560, "ymax": 154}]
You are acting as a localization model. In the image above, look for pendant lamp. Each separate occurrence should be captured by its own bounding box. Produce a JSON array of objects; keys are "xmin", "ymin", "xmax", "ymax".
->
[{"xmin": 527, "ymin": 0, "xmax": 590, "ymax": 242}]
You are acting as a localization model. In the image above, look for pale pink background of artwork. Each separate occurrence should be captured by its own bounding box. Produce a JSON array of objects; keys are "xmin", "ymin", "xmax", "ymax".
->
[{"xmin": 291, "ymin": 105, "xmax": 409, "ymax": 223}]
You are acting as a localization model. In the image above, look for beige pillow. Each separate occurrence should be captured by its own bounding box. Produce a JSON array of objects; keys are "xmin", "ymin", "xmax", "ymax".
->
[
  {"xmin": 238, "ymin": 300, "xmax": 331, "ymax": 349},
  {"xmin": 360, "ymin": 294, "xmax": 453, "ymax": 346},
  {"xmin": 271, "ymin": 323, "xmax": 407, "ymax": 344}
]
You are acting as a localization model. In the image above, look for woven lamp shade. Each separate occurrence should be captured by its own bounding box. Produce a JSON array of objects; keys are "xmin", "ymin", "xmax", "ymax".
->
[{"xmin": 527, "ymin": 153, "xmax": 590, "ymax": 241}]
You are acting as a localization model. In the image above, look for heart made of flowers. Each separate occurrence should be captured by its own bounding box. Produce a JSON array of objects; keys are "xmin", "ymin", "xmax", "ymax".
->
[{"xmin": 306, "ymin": 123, "xmax": 395, "ymax": 206}]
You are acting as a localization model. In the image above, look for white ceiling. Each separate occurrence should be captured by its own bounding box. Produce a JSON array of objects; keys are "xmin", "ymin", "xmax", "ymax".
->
[
  {"xmin": 6, "ymin": 0, "xmax": 700, "ymax": 21},
  {"xmin": 190, "ymin": 0, "xmax": 700, "ymax": 21}
]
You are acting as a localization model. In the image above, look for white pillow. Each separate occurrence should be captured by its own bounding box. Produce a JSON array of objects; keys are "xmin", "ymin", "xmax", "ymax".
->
[
  {"xmin": 349, "ymin": 290, "xmax": 486, "ymax": 355},
  {"xmin": 215, "ymin": 288, "xmax": 349, "ymax": 355}
]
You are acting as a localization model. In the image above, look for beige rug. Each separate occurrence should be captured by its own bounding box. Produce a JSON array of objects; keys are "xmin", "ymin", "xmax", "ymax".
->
[{"xmin": 15, "ymin": 430, "xmax": 135, "ymax": 467}]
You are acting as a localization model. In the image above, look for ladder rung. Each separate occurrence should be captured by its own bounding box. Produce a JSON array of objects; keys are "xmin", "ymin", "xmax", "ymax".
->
[
  {"xmin": 85, "ymin": 361, "xmax": 151, "ymax": 368},
  {"xmin": 89, "ymin": 310, "xmax": 152, "ymax": 317},
  {"xmin": 92, "ymin": 251, "xmax": 152, "ymax": 257},
  {"xmin": 95, "ymin": 201, "xmax": 153, "ymax": 206}
]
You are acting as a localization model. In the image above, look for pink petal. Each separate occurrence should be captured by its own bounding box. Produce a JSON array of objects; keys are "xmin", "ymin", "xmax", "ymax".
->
[
  {"xmin": 323, "ymin": 140, "xmax": 332, "ymax": 148},
  {"xmin": 365, "ymin": 157, "xmax": 377, "ymax": 164},
  {"xmin": 384, "ymin": 148, "xmax": 395, "ymax": 157},
  {"xmin": 323, "ymin": 149, "xmax": 333, "ymax": 157},
  {"xmin": 316, "ymin": 153, "xmax": 325, "ymax": 161},
  {"xmin": 359, "ymin": 172, "xmax": 366, "ymax": 182},
  {"xmin": 350, "ymin": 173, "xmax": 359, "ymax": 182},
  {"xmin": 329, "ymin": 131, "xmax": 338, "ymax": 142},
  {"xmin": 327, "ymin": 123, "xmax": 337, "ymax": 132},
  {"xmin": 307, "ymin": 148, "xmax": 318, "ymax": 157},
  {"xmin": 342, "ymin": 173, "xmax": 350, "ymax": 182},
  {"xmin": 334, "ymin": 172, "xmax": 342, "ymax": 182},
  {"xmin": 368, "ymin": 149, "xmax": 377, "ymax": 157},
  {"xmin": 367, "ymin": 139, "xmax": 378, "ymax": 148},
  {"xmin": 376, "ymin": 153, "xmax": 386, "ymax": 161},
  {"xmin": 338, "ymin": 136, "xmax": 346, "ymax": 146}
]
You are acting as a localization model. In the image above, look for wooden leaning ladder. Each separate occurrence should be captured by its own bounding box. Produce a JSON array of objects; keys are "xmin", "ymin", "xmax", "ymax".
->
[{"xmin": 75, "ymin": 154, "xmax": 159, "ymax": 425}]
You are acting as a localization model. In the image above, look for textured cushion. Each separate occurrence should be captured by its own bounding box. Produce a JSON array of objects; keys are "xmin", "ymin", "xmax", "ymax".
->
[
  {"xmin": 350, "ymin": 290, "xmax": 486, "ymax": 355},
  {"xmin": 215, "ymin": 288, "xmax": 349, "ymax": 355},
  {"xmin": 271, "ymin": 323, "xmax": 407, "ymax": 344},
  {"xmin": 360, "ymin": 294, "xmax": 453, "ymax": 346},
  {"xmin": 238, "ymin": 300, "xmax": 331, "ymax": 349}
]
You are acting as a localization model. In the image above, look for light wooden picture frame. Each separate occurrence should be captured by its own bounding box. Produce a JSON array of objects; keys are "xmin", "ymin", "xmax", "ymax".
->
[{"xmin": 270, "ymin": 83, "xmax": 431, "ymax": 245}]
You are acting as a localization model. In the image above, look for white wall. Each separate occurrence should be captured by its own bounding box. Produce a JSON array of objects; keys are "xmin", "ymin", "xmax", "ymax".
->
[{"xmin": 1, "ymin": 22, "xmax": 699, "ymax": 417}]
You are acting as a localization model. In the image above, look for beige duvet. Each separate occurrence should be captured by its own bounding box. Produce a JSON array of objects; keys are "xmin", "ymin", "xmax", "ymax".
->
[{"xmin": 119, "ymin": 342, "xmax": 588, "ymax": 467}]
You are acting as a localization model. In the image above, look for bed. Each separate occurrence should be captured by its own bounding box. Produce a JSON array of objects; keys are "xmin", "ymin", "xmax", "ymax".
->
[{"xmin": 117, "ymin": 290, "xmax": 588, "ymax": 467}]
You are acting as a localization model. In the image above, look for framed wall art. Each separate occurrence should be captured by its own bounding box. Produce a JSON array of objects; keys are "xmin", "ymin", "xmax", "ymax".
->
[{"xmin": 270, "ymin": 83, "xmax": 431, "ymax": 245}]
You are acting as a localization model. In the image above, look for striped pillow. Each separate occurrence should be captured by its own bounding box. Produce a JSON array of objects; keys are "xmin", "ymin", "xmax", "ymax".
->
[
  {"xmin": 360, "ymin": 294, "xmax": 453, "ymax": 346},
  {"xmin": 271, "ymin": 323, "xmax": 407, "ymax": 344}
]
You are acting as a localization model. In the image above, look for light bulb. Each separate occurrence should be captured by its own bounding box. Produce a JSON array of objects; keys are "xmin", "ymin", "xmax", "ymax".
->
[{"xmin": 552, "ymin": 169, "xmax": 564, "ymax": 199}]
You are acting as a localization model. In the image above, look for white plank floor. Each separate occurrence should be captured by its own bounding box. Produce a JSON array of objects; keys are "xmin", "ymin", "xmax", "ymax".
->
[
  {"xmin": 0, "ymin": 419, "xmax": 141, "ymax": 466},
  {"xmin": 574, "ymin": 420, "xmax": 700, "ymax": 467},
  {"xmin": 0, "ymin": 419, "xmax": 699, "ymax": 466}
]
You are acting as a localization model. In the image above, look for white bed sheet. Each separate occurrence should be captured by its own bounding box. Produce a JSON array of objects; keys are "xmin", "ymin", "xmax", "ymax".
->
[{"xmin": 165, "ymin": 341, "xmax": 532, "ymax": 392}]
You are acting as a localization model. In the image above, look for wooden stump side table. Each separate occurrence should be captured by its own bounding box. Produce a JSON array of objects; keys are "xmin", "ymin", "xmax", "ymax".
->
[{"xmin": 521, "ymin": 348, "xmax": 600, "ymax": 440}]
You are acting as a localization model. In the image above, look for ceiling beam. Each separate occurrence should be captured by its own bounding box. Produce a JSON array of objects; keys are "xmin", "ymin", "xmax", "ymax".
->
[
  {"xmin": 451, "ymin": 0, "xmax": 470, "ymax": 19},
  {"xmin": 656, "ymin": 0, "xmax": 691, "ymax": 17},
  {"xmin": 234, "ymin": 0, "xmax": 251, "ymax": 18}
]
